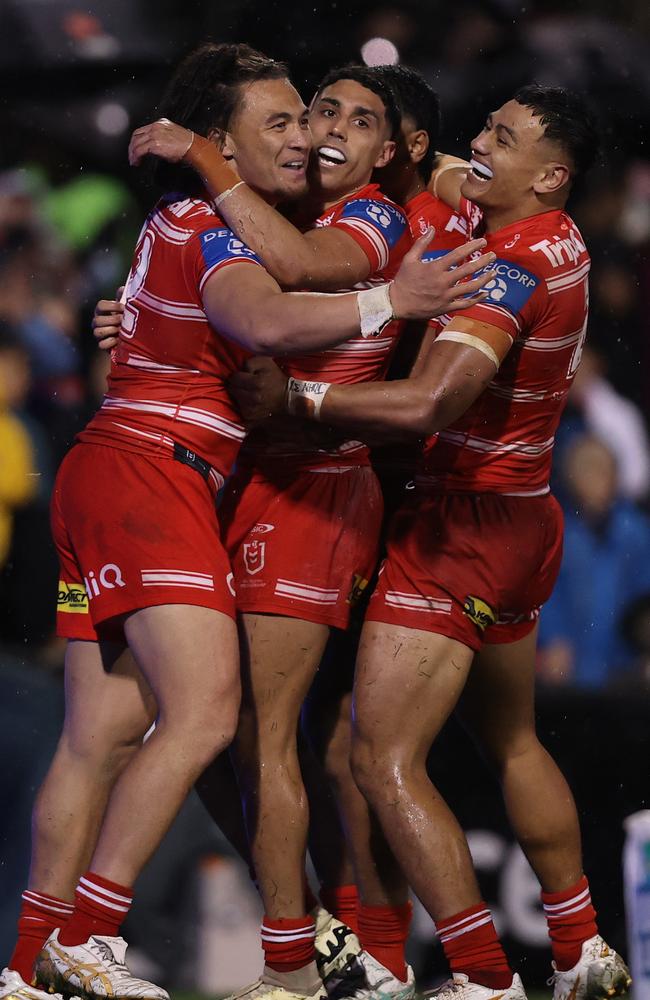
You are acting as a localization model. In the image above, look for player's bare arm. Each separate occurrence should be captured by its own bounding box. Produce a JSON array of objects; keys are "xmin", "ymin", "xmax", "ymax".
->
[
  {"xmin": 129, "ymin": 119, "xmax": 374, "ymax": 290},
  {"xmin": 429, "ymin": 153, "xmax": 470, "ymax": 210},
  {"xmin": 229, "ymin": 316, "xmax": 511, "ymax": 430},
  {"xmin": 93, "ymin": 233, "xmax": 496, "ymax": 355}
]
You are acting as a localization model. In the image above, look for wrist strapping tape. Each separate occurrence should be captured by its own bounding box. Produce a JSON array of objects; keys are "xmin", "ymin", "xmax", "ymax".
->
[
  {"xmin": 184, "ymin": 135, "xmax": 241, "ymax": 198},
  {"xmin": 357, "ymin": 283, "xmax": 394, "ymax": 339},
  {"xmin": 286, "ymin": 377, "xmax": 331, "ymax": 420}
]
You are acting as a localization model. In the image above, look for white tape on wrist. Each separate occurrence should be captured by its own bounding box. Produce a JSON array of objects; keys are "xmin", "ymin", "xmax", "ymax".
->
[
  {"xmin": 286, "ymin": 377, "xmax": 331, "ymax": 420},
  {"xmin": 213, "ymin": 180, "xmax": 246, "ymax": 208},
  {"xmin": 357, "ymin": 283, "xmax": 394, "ymax": 339}
]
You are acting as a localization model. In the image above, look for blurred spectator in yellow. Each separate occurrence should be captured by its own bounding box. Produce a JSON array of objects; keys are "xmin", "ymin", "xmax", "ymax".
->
[
  {"xmin": 538, "ymin": 434, "xmax": 650, "ymax": 688},
  {"xmin": 0, "ymin": 323, "xmax": 37, "ymax": 566}
]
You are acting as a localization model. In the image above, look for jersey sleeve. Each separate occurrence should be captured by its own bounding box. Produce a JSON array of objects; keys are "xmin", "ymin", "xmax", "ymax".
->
[
  {"xmin": 189, "ymin": 227, "xmax": 264, "ymax": 293},
  {"xmin": 447, "ymin": 251, "xmax": 546, "ymax": 340},
  {"xmin": 333, "ymin": 199, "xmax": 407, "ymax": 272}
]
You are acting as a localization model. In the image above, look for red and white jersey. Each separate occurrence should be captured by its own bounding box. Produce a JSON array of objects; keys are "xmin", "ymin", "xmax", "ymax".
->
[
  {"xmin": 79, "ymin": 196, "xmax": 265, "ymax": 489},
  {"xmin": 372, "ymin": 190, "xmax": 471, "ymax": 484},
  {"xmin": 241, "ymin": 183, "xmax": 412, "ymax": 472},
  {"xmin": 420, "ymin": 205, "xmax": 590, "ymax": 496}
]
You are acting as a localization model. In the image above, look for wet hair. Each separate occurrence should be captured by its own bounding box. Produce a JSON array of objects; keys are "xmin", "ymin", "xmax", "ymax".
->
[
  {"xmin": 514, "ymin": 84, "xmax": 600, "ymax": 178},
  {"xmin": 313, "ymin": 63, "xmax": 401, "ymax": 139},
  {"xmin": 151, "ymin": 42, "xmax": 289, "ymax": 193},
  {"xmin": 373, "ymin": 64, "xmax": 441, "ymax": 181}
]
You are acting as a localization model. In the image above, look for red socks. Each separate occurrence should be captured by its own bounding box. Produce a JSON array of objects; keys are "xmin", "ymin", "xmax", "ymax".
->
[
  {"xmin": 358, "ymin": 901, "xmax": 412, "ymax": 982},
  {"xmin": 437, "ymin": 903, "xmax": 512, "ymax": 989},
  {"xmin": 9, "ymin": 890, "xmax": 74, "ymax": 982},
  {"xmin": 321, "ymin": 884, "xmax": 359, "ymax": 934},
  {"xmin": 58, "ymin": 872, "xmax": 133, "ymax": 946},
  {"xmin": 261, "ymin": 915, "xmax": 316, "ymax": 972},
  {"xmin": 542, "ymin": 875, "xmax": 598, "ymax": 971}
]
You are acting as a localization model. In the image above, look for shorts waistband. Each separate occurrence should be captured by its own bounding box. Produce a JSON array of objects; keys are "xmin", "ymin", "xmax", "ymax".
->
[{"xmin": 173, "ymin": 442, "xmax": 224, "ymax": 492}]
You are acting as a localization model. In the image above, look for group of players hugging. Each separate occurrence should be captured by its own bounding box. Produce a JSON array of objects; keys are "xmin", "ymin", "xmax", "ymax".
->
[{"xmin": 0, "ymin": 39, "xmax": 633, "ymax": 1000}]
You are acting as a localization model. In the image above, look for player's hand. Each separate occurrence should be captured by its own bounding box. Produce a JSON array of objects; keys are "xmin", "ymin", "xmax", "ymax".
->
[
  {"xmin": 390, "ymin": 229, "xmax": 497, "ymax": 321},
  {"xmin": 92, "ymin": 295, "xmax": 124, "ymax": 350},
  {"xmin": 129, "ymin": 118, "xmax": 195, "ymax": 167},
  {"xmin": 227, "ymin": 357, "xmax": 289, "ymax": 425}
]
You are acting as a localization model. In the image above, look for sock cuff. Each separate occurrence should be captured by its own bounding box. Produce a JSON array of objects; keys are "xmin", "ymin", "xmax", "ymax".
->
[
  {"xmin": 22, "ymin": 890, "xmax": 74, "ymax": 916},
  {"xmin": 261, "ymin": 915, "xmax": 316, "ymax": 939},
  {"xmin": 76, "ymin": 872, "xmax": 133, "ymax": 915},
  {"xmin": 541, "ymin": 875, "xmax": 590, "ymax": 908},
  {"xmin": 358, "ymin": 900, "xmax": 413, "ymax": 933},
  {"xmin": 436, "ymin": 902, "xmax": 492, "ymax": 936},
  {"xmin": 321, "ymin": 883, "xmax": 358, "ymax": 904}
]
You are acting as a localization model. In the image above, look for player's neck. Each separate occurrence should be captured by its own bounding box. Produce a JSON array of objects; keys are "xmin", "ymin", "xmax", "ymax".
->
[
  {"xmin": 319, "ymin": 178, "xmax": 372, "ymax": 213},
  {"xmin": 482, "ymin": 193, "xmax": 565, "ymax": 233}
]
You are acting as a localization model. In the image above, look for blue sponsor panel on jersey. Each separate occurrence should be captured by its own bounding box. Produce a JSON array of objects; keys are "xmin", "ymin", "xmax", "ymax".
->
[
  {"xmin": 340, "ymin": 199, "xmax": 407, "ymax": 247},
  {"xmin": 476, "ymin": 257, "xmax": 540, "ymax": 312},
  {"xmin": 422, "ymin": 248, "xmax": 451, "ymax": 263},
  {"xmin": 200, "ymin": 228, "xmax": 262, "ymax": 269}
]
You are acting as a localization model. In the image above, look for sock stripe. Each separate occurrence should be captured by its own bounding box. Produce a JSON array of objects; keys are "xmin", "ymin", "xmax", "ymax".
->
[
  {"xmin": 543, "ymin": 890, "xmax": 591, "ymax": 913},
  {"xmin": 261, "ymin": 931, "xmax": 316, "ymax": 944},
  {"xmin": 261, "ymin": 924, "xmax": 315, "ymax": 938},
  {"xmin": 76, "ymin": 886, "xmax": 130, "ymax": 913},
  {"xmin": 437, "ymin": 908, "xmax": 491, "ymax": 934},
  {"xmin": 21, "ymin": 894, "xmax": 74, "ymax": 916},
  {"xmin": 439, "ymin": 914, "xmax": 493, "ymax": 943},
  {"xmin": 545, "ymin": 900, "xmax": 593, "ymax": 920},
  {"xmin": 78, "ymin": 876, "xmax": 132, "ymax": 905}
]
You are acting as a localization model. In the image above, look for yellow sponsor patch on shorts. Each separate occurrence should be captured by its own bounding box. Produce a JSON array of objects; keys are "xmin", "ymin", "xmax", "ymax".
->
[
  {"xmin": 57, "ymin": 581, "xmax": 89, "ymax": 614},
  {"xmin": 347, "ymin": 574, "xmax": 369, "ymax": 606},
  {"xmin": 463, "ymin": 594, "xmax": 496, "ymax": 632}
]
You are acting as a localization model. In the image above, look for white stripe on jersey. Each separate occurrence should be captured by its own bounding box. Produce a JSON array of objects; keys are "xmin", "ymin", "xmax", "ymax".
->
[
  {"xmin": 102, "ymin": 397, "xmax": 246, "ymax": 442},
  {"xmin": 523, "ymin": 328, "xmax": 583, "ymax": 352},
  {"xmin": 437, "ymin": 428, "xmax": 555, "ymax": 456},
  {"xmin": 487, "ymin": 383, "xmax": 549, "ymax": 402},
  {"xmin": 337, "ymin": 218, "xmax": 389, "ymax": 270},
  {"xmin": 149, "ymin": 213, "xmax": 194, "ymax": 245},
  {"xmin": 137, "ymin": 288, "xmax": 206, "ymax": 322},
  {"xmin": 546, "ymin": 261, "xmax": 590, "ymax": 291},
  {"xmin": 125, "ymin": 353, "xmax": 201, "ymax": 374}
]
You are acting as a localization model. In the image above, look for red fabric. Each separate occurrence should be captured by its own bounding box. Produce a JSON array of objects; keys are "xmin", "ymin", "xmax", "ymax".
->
[
  {"xmin": 542, "ymin": 875, "xmax": 598, "ymax": 971},
  {"xmin": 320, "ymin": 884, "xmax": 359, "ymax": 934},
  {"xmin": 261, "ymin": 914, "xmax": 316, "ymax": 973},
  {"xmin": 52, "ymin": 443, "xmax": 236, "ymax": 642},
  {"xmin": 219, "ymin": 466, "xmax": 383, "ymax": 631},
  {"xmin": 9, "ymin": 890, "xmax": 74, "ymax": 983},
  {"xmin": 58, "ymin": 872, "xmax": 133, "ymax": 946},
  {"xmin": 437, "ymin": 903, "xmax": 512, "ymax": 989},
  {"xmin": 357, "ymin": 901, "xmax": 412, "ymax": 982},
  {"xmin": 366, "ymin": 491, "xmax": 563, "ymax": 651}
]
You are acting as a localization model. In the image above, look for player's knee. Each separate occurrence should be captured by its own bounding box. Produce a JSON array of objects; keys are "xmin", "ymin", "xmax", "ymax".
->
[
  {"xmin": 61, "ymin": 711, "xmax": 153, "ymax": 775},
  {"xmin": 350, "ymin": 733, "xmax": 387, "ymax": 804}
]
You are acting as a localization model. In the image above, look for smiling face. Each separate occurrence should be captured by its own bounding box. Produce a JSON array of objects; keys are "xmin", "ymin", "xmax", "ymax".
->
[
  {"xmin": 222, "ymin": 77, "xmax": 311, "ymax": 203},
  {"xmin": 308, "ymin": 78, "xmax": 396, "ymax": 204},
  {"xmin": 461, "ymin": 99, "xmax": 572, "ymax": 227}
]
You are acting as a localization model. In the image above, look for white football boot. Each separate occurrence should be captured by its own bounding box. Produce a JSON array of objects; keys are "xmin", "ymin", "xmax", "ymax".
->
[
  {"xmin": 338, "ymin": 950, "xmax": 415, "ymax": 1000},
  {"xmin": 422, "ymin": 972, "xmax": 527, "ymax": 1000},
  {"xmin": 34, "ymin": 930, "xmax": 169, "ymax": 1000},
  {"xmin": 313, "ymin": 907, "xmax": 364, "ymax": 995},
  {"xmin": 0, "ymin": 968, "xmax": 69, "ymax": 1000},
  {"xmin": 549, "ymin": 935, "xmax": 631, "ymax": 1000},
  {"xmin": 225, "ymin": 963, "xmax": 327, "ymax": 1000}
]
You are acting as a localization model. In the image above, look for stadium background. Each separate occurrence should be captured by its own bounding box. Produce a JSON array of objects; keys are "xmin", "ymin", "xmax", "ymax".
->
[{"xmin": 0, "ymin": 0, "xmax": 649, "ymax": 994}]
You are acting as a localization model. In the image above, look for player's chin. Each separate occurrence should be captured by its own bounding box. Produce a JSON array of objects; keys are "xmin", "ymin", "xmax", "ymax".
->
[
  {"xmin": 460, "ymin": 173, "xmax": 493, "ymax": 203},
  {"xmin": 279, "ymin": 166, "xmax": 309, "ymax": 197}
]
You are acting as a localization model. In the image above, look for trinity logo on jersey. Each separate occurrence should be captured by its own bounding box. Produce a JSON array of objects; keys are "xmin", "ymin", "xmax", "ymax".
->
[{"xmin": 530, "ymin": 229, "xmax": 586, "ymax": 268}]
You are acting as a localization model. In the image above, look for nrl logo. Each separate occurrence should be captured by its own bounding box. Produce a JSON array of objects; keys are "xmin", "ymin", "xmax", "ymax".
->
[{"xmin": 243, "ymin": 540, "xmax": 266, "ymax": 575}]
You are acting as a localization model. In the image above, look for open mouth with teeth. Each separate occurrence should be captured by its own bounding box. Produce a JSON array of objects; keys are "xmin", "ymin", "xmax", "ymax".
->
[
  {"xmin": 282, "ymin": 159, "xmax": 307, "ymax": 172},
  {"xmin": 318, "ymin": 145, "xmax": 347, "ymax": 166},
  {"xmin": 469, "ymin": 158, "xmax": 493, "ymax": 182}
]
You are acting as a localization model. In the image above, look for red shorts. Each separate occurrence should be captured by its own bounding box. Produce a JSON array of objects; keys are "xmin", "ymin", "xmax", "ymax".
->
[
  {"xmin": 51, "ymin": 443, "xmax": 236, "ymax": 642},
  {"xmin": 366, "ymin": 490, "xmax": 563, "ymax": 650},
  {"xmin": 219, "ymin": 465, "xmax": 383, "ymax": 629}
]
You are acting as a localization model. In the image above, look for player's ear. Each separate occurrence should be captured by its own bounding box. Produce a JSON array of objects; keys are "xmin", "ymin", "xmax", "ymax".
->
[
  {"xmin": 208, "ymin": 127, "xmax": 236, "ymax": 160},
  {"xmin": 409, "ymin": 129, "xmax": 429, "ymax": 166},
  {"xmin": 374, "ymin": 139, "xmax": 396, "ymax": 169},
  {"xmin": 533, "ymin": 161, "xmax": 571, "ymax": 196}
]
